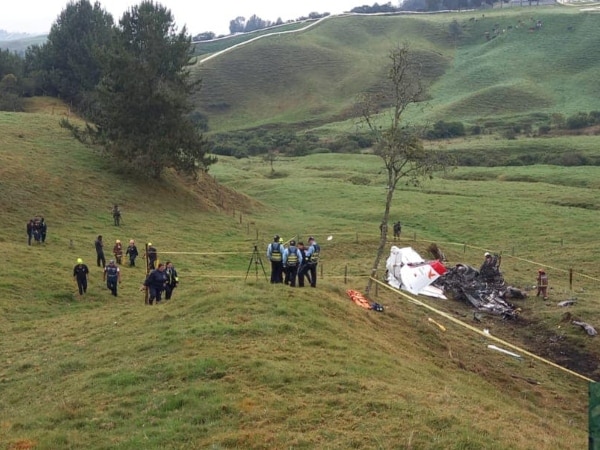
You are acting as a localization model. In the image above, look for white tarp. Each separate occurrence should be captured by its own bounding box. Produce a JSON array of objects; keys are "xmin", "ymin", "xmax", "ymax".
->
[{"xmin": 386, "ymin": 246, "xmax": 447, "ymax": 299}]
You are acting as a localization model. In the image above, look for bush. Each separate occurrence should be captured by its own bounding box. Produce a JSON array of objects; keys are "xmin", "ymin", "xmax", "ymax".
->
[
  {"xmin": 470, "ymin": 125, "xmax": 482, "ymax": 135},
  {"xmin": 565, "ymin": 112, "xmax": 590, "ymax": 130},
  {"xmin": 426, "ymin": 120, "xmax": 466, "ymax": 139},
  {"xmin": 538, "ymin": 125, "xmax": 551, "ymax": 135}
]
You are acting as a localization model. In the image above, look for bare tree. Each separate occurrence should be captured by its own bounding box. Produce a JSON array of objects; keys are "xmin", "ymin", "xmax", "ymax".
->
[{"xmin": 357, "ymin": 43, "xmax": 449, "ymax": 295}]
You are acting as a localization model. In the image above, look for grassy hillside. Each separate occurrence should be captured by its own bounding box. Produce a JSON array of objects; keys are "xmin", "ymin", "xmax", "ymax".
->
[
  {"xmin": 191, "ymin": 7, "xmax": 600, "ymax": 133},
  {"xmin": 1, "ymin": 105, "xmax": 597, "ymax": 448}
]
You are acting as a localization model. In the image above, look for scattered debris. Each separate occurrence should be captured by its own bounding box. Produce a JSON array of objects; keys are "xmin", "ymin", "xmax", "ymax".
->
[
  {"xmin": 572, "ymin": 321, "xmax": 597, "ymax": 336},
  {"xmin": 510, "ymin": 374, "xmax": 540, "ymax": 385},
  {"xmin": 557, "ymin": 299, "xmax": 577, "ymax": 307},
  {"xmin": 346, "ymin": 289, "xmax": 384, "ymax": 312},
  {"xmin": 428, "ymin": 317, "xmax": 446, "ymax": 331},
  {"xmin": 435, "ymin": 261, "xmax": 523, "ymax": 319},
  {"xmin": 385, "ymin": 246, "xmax": 447, "ymax": 298},
  {"xmin": 488, "ymin": 344, "xmax": 522, "ymax": 359}
]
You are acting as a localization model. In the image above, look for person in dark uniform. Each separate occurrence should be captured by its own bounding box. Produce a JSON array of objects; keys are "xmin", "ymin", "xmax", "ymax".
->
[
  {"xmin": 164, "ymin": 261, "xmax": 179, "ymax": 300},
  {"xmin": 393, "ymin": 221, "xmax": 402, "ymax": 240},
  {"xmin": 95, "ymin": 235, "xmax": 106, "ymax": 268},
  {"xmin": 32, "ymin": 218, "xmax": 42, "ymax": 243},
  {"xmin": 112, "ymin": 205, "xmax": 121, "ymax": 226},
  {"xmin": 266, "ymin": 235, "xmax": 284, "ymax": 284},
  {"xmin": 73, "ymin": 258, "xmax": 89, "ymax": 296},
  {"xmin": 304, "ymin": 236, "xmax": 320, "ymax": 288},
  {"xmin": 143, "ymin": 263, "xmax": 167, "ymax": 305},
  {"xmin": 27, "ymin": 219, "xmax": 34, "ymax": 245},
  {"xmin": 40, "ymin": 218, "xmax": 47, "ymax": 243},
  {"xmin": 103, "ymin": 259, "xmax": 121, "ymax": 296},
  {"xmin": 126, "ymin": 239, "xmax": 138, "ymax": 267},
  {"xmin": 297, "ymin": 242, "xmax": 309, "ymax": 288}
]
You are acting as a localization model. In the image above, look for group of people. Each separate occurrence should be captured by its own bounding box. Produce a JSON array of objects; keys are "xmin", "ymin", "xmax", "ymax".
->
[
  {"xmin": 74, "ymin": 242, "xmax": 178, "ymax": 302},
  {"xmin": 26, "ymin": 217, "xmax": 47, "ymax": 245},
  {"xmin": 95, "ymin": 235, "xmax": 147, "ymax": 268},
  {"xmin": 379, "ymin": 221, "xmax": 402, "ymax": 240},
  {"xmin": 266, "ymin": 235, "xmax": 320, "ymax": 288}
]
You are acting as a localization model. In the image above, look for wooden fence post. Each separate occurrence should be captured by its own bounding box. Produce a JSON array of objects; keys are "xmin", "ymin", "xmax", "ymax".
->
[
  {"xmin": 569, "ymin": 268, "xmax": 573, "ymax": 291},
  {"xmin": 344, "ymin": 265, "xmax": 347, "ymax": 284}
]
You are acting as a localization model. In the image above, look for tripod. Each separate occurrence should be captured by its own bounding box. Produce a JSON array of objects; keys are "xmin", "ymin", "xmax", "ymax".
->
[{"xmin": 246, "ymin": 245, "xmax": 267, "ymax": 281}]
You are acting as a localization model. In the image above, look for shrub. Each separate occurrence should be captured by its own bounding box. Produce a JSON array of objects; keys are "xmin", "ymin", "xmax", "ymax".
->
[{"xmin": 565, "ymin": 112, "xmax": 590, "ymax": 130}]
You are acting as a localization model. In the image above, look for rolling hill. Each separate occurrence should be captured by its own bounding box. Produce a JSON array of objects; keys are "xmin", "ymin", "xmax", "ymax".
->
[
  {"xmin": 190, "ymin": 7, "xmax": 600, "ymax": 133},
  {"xmin": 1, "ymin": 98, "xmax": 598, "ymax": 448}
]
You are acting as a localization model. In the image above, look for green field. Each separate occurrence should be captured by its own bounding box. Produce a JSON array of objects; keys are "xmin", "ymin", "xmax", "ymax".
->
[
  {"xmin": 191, "ymin": 7, "xmax": 600, "ymax": 133},
  {"xmin": 1, "ymin": 97, "xmax": 598, "ymax": 448}
]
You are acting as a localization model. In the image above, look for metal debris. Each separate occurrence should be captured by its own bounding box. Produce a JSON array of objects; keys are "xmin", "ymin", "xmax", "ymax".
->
[{"xmin": 572, "ymin": 320, "xmax": 598, "ymax": 336}]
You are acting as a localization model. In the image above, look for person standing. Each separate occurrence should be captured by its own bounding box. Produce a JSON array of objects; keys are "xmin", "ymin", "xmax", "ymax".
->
[
  {"xmin": 126, "ymin": 239, "xmax": 138, "ymax": 267},
  {"xmin": 113, "ymin": 239, "xmax": 123, "ymax": 265},
  {"xmin": 266, "ymin": 235, "xmax": 284, "ymax": 284},
  {"xmin": 27, "ymin": 219, "xmax": 34, "ymax": 245},
  {"xmin": 73, "ymin": 258, "xmax": 89, "ymax": 296},
  {"xmin": 283, "ymin": 240, "xmax": 303, "ymax": 287},
  {"xmin": 103, "ymin": 259, "xmax": 121, "ymax": 296},
  {"xmin": 143, "ymin": 263, "xmax": 167, "ymax": 305},
  {"xmin": 536, "ymin": 269, "xmax": 549, "ymax": 300},
  {"xmin": 393, "ymin": 221, "xmax": 402, "ymax": 240},
  {"xmin": 297, "ymin": 242, "xmax": 309, "ymax": 288},
  {"xmin": 40, "ymin": 218, "xmax": 47, "ymax": 243},
  {"xmin": 305, "ymin": 236, "xmax": 320, "ymax": 288},
  {"xmin": 95, "ymin": 235, "xmax": 106, "ymax": 268},
  {"xmin": 164, "ymin": 261, "xmax": 179, "ymax": 300},
  {"xmin": 32, "ymin": 218, "xmax": 42, "ymax": 243},
  {"xmin": 112, "ymin": 205, "xmax": 121, "ymax": 226}
]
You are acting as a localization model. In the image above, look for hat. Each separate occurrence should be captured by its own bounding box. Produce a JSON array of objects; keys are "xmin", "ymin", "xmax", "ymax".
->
[
  {"xmin": 148, "ymin": 242, "xmax": 152, "ymax": 246},
  {"xmin": 484, "ymin": 252, "xmax": 491, "ymax": 257},
  {"xmin": 538, "ymin": 268, "xmax": 545, "ymax": 273},
  {"xmin": 77, "ymin": 258, "xmax": 83, "ymax": 264},
  {"xmin": 129, "ymin": 239, "xmax": 134, "ymax": 244},
  {"xmin": 116, "ymin": 239, "xmax": 121, "ymax": 244},
  {"xmin": 279, "ymin": 238, "xmax": 283, "ymax": 243}
]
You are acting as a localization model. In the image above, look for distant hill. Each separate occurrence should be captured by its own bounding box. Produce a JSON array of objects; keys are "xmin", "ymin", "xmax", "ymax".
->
[
  {"xmin": 190, "ymin": 7, "xmax": 600, "ymax": 133},
  {"xmin": 0, "ymin": 32, "xmax": 47, "ymax": 54}
]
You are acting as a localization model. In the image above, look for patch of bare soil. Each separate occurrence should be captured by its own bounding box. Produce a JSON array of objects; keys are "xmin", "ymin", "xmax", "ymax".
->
[{"xmin": 177, "ymin": 171, "xmax": 263, "ymax": 214}]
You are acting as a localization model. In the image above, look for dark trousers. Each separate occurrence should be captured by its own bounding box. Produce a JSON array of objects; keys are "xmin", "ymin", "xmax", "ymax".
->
[
  {"xmin": 41, "ymin": 232, "xmax": 46, "ymax": 243},
  {"xmin": 27, "ymin": 232, "xmax": 32, "ymax": 245},
  {"xmin": 148, "ymin": 259, "xmax": 156, "ymax": 270},
  {"xmin": 287, "ymin": 265, "xmax": 299, "ymax": 287},
  {"xmin": 115, "ymin": 254, "xmax": 122, "ymax": 264},
  {"xmin": 165, "ymin": 284, "xmax": 176, "ymax": 300},
  {"xmin": 148, "ymin": 287, "xmax": 163, "ymax": 304},
  {"xmin": 97, "ymin": 253, "xmax": 106, "ymax": 268},
  {"xmin": 298, "ymin": 265, "xmax": 310, "ymax": 287},
  {"xmin": 106, "ymin": 278, "xmax": 118, "ymax": 296},
  {"xmin": 270, "ymin": 261, "xmax": 283, "ymax": 284},
  {"xmin": 129, "ymin": 255, "xmax": 136, "ymax": 267},
  {"xmin": 76, "ymin": 277, "xmax": 87, "ymax": 295},
  {"xmin": 307, "ymin": 264, "xmax": 317, "ymax": 287}
]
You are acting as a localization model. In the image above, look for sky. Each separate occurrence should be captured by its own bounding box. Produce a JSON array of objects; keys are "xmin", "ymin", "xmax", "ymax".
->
[{"xmin": 0, "ymin": 0, "xmax": 369, "ymax": 36}]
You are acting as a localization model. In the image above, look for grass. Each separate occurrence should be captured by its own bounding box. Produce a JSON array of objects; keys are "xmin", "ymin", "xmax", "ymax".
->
[
  {"xmin": 1, "ymin": 101, "xmax": 598, "ymax": 448},
  {"xmin": 190, "ymin": 7, "xmax": 600, "ymax": 134}
]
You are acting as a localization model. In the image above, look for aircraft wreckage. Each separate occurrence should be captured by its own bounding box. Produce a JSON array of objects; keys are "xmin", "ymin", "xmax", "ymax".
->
[{"xmin": 385, "ymin": 246, "xmax": 526, "ymax": 318}]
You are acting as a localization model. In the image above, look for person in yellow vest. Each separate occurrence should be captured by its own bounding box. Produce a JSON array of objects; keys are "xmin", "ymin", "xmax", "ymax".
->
[
  {"xmin": 536, "ymin": 269, "xmax": 549, "ymax": 300},
  {"xmin": 283, "ymin": 240, "xmax": 303, "ymax": 287},
  {"xmin": 266, "ymin": 235, "xmax": 284, "ymax": 284}
]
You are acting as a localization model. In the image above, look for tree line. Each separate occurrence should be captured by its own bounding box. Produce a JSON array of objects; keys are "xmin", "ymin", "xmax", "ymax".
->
[{"xmin": 1, "ymin": 0, "xmax": 214, "ymax": 179}]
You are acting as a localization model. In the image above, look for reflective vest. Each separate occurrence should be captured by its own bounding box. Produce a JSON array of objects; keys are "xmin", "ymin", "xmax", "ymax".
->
[
  {"xmin": 105, "ymin": 265, "xmax": 119, "ymax": 280},
  {"xmin": 308, "ymin": 244, "xmax": 320, "ymax": 264},
  {"xmin": 287, "ymin": 246, "xmax": 298, "ymax": 267},
  {"xmin": 271, "ymin": 243, "xmax": 282, "ymax": 262}
]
